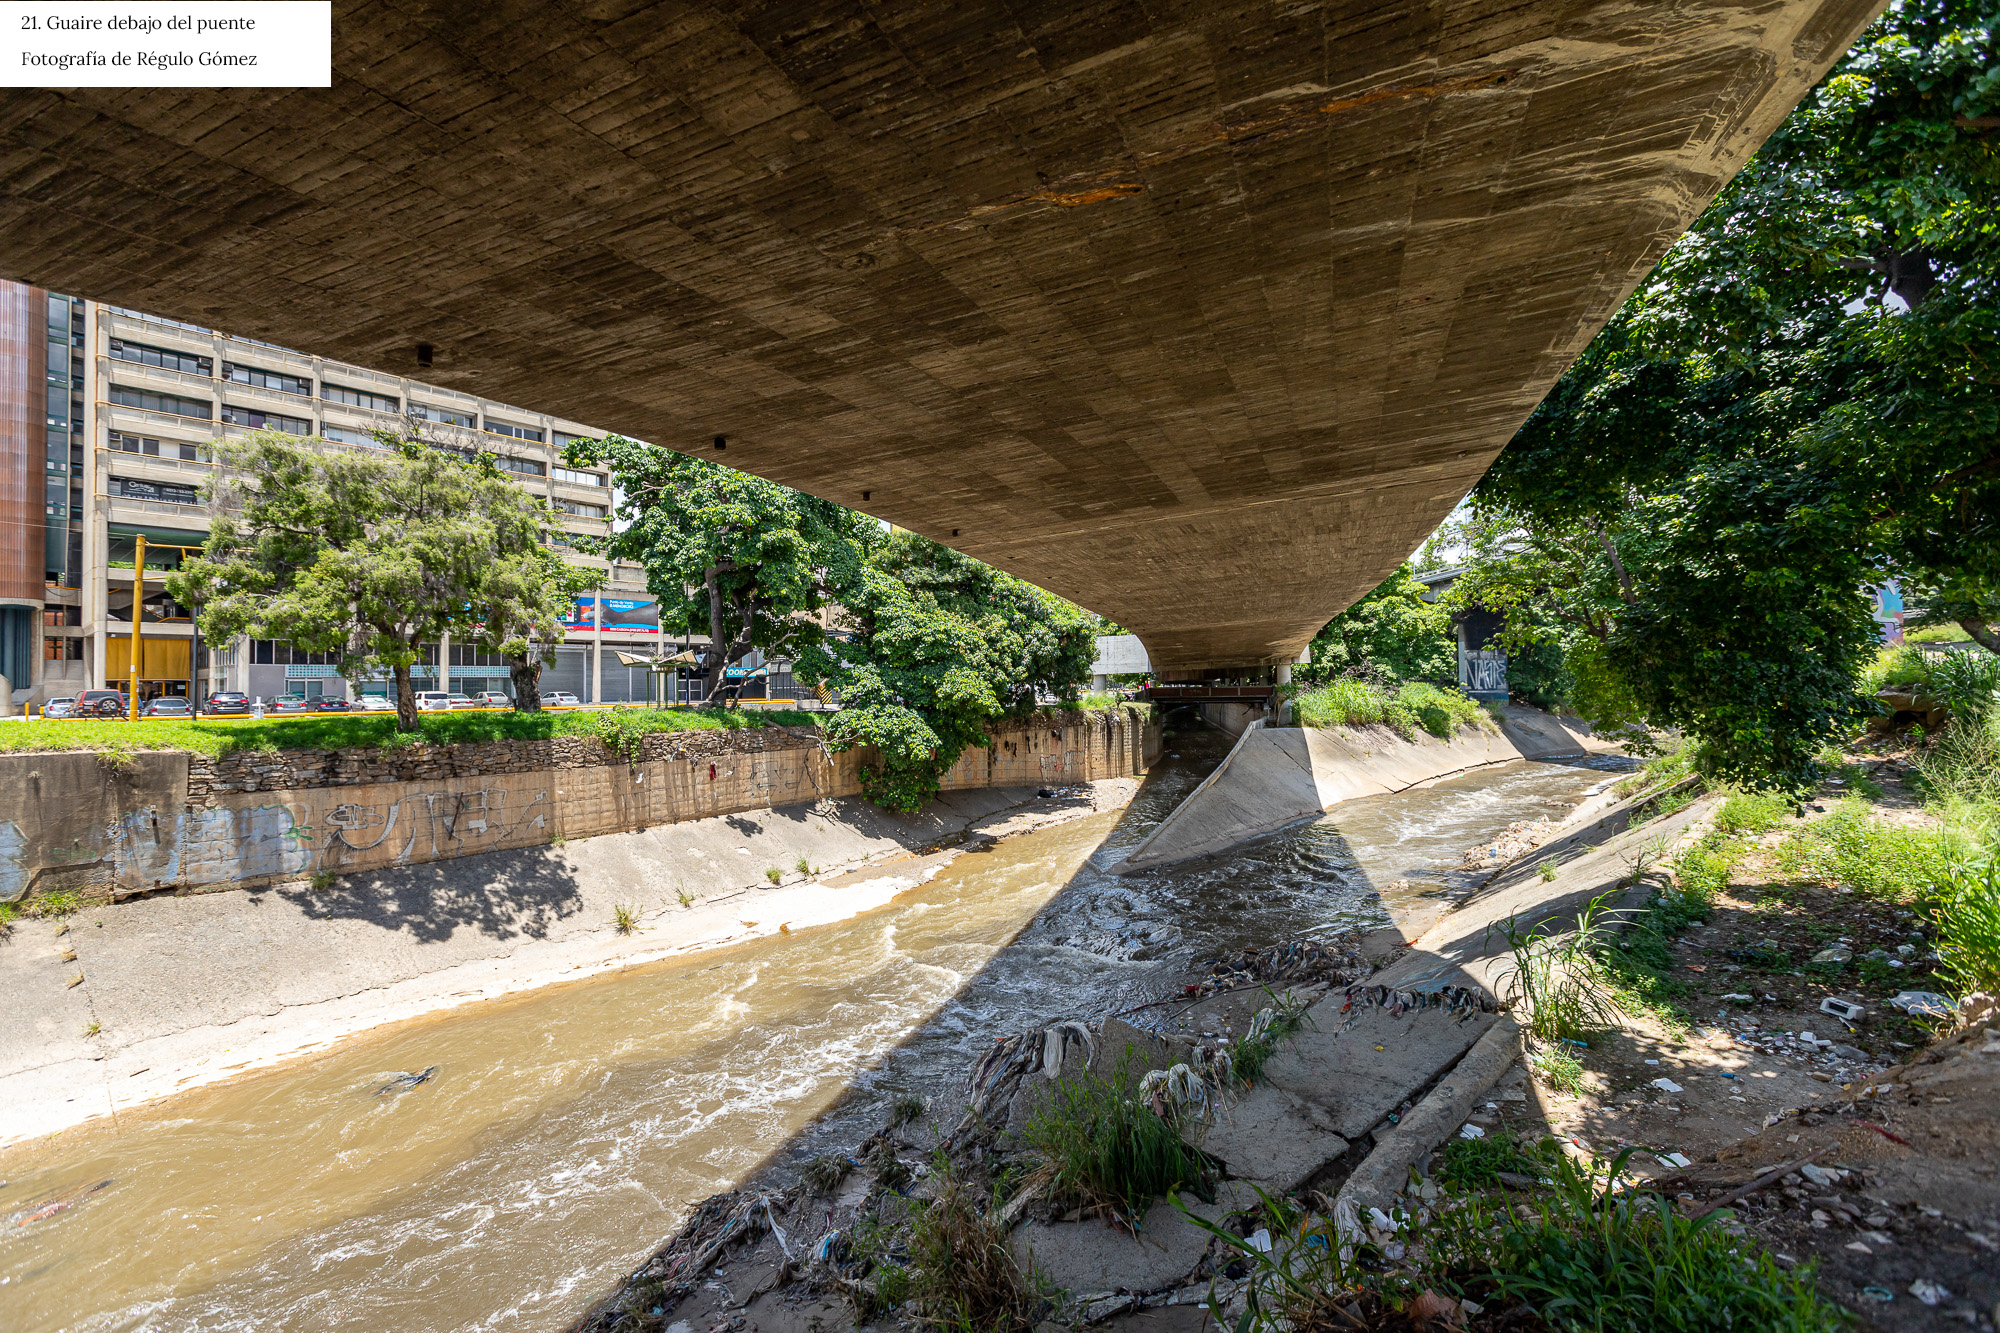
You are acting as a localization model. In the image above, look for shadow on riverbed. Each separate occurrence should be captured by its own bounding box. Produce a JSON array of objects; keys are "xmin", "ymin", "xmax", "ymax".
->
[{"xmin": 263, "ymin": 846, "xmax": 586, "ymax": 942}]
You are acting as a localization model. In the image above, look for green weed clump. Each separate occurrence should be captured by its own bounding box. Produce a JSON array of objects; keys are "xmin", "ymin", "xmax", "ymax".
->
[
  {"xmin": 1937, "ymin": 852, "xmax": 2000, "ymax": 996},
  {"xmin": 1227, "ymin": 990, "xmax": 1310, "ymax": 1085},
  {"xmin": 1182, "ymin": 1147, "xmax": 1841, "ymax": 1333},
  {"xmin": 1436, "ymin": 1130, "xmax": 1544, "ymax": 1188},
  {"xmin": 1670, "ymin": 841, "xmax": 1737, "ymax": 905},
  {"xmin": 1493, "ymin": 893, "xmax": 1625, "ymax": 1042},
  {"xmin": 25, "ymin": 890, "xmax": 82, "ymax": 920},
  {"xmin": 1715, "ymin": 790, "xmax": 1790, "ymax": 837},
  {"xmin": 900, "ymin": 1159, "xmax": 1045, "ymax": 1333},
  {"xmin": 1021, "ymin": 1059, "xmax": 1215, "ymax": 1220},
  {"xmin": 1861, "ymin": 643, "xmax": 1935, "ymax": 694},
  {"xmin": 1535, "ymin": 1045, "xmax": 1587, "ymax": 1096}
]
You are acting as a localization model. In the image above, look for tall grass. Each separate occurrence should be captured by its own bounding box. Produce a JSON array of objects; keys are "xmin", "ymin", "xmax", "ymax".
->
[
  {"xmin": 1938, "ymin": 852, "xmax": 2000, "ymax": 997},
  {"xmin": 1179, "ymin": 1147, "xmax": 1841, "ymax": 1333},
  {"xmin": 1492, "ymin": 892, "xmax": 1625, "ymax": 1041},
  {"xmin": 1292, "ymin": 679, "xmax": 1485, "ymax": 741},
  {"xmin": 1773, "ymin": 798, "xmax": 1953, "ymax": 900},
  {"xmin": 1021, "ymin": 1059, "xmax": 1215, "ymax": 1219},
  {"xmin": 901, "ymin": 1159, "xmax": 1044, "ymax": 1333}
]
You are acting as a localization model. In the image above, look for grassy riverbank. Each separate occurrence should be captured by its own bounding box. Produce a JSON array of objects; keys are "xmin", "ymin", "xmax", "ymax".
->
[{"xmin": 0, "ymin": 705, "xmax": 820, "ymax": 759}]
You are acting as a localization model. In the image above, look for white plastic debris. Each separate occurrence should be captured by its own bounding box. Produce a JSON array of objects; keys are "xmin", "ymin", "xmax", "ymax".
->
[
  {"xmin": 1819, "ymin": 997, "xmax": 1865, "ymax": 1021},
  {"xmin": 1458, "ymin": 1123, "xmax": 1486, "ymax": 1139},
  {"xmin": 1722, "ymin": 992, "xmax": 1753, "ymax": 1001},
  {"xmin": 1657, "ymin": 1151, "xmax": 1692, "ymax": 1169},
  {"xmin": 1908, "ymin": 1279, "xmax": 1951, "ymax": 1306},
  {"xmin": 1890, "ymin": 991, "xmax": 1954, "ymax": 1018},
  {"xmin": 1247, "ymin": 1228, "xmax": 1273, "ymax": 1253},
  {"xmin": 1650, "ymin": 1078, "xmax": 1684, "ymax": 1094}
]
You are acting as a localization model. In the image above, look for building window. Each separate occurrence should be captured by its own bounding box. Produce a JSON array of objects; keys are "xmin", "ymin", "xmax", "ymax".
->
[
  {"xmin": 45, "ymin": 636, "xmax": 84, "ymax": 661},
  {"xmin": 110, "ymin": 475, "xmax": 202, "ymax": 505},
  {"xmin": 409, "ymin": 402, "xmax": 476, "ymax": 428},
  {"xmin": 109, "ymin": 337, "xmax": 213, "ymax": 377},
  {"xmin": 554, "ymin": 498, "xmax": 607, "ymax": 518},
  {"xmin": 44, "ymin": 604, "xmax": 81, "ymax": 627},
  {"xmin": 109, "ymin": 431, "xmax": 203, "ymax": 461},
  {"xmin": 485, "ymin": 419, "xmax": 543, "ymax": 442},
  {"xmin": 221, "ymin": 404, "xmax": 313, "ymax": 435},
  {"xmin": 552, "ymin": 430, "xmax": 600, "ymax": 450},
  {"xmin": 109, "ymin": 384, "xmax": 213, "ymax": 420},
  {"xmin": 490, "ymin": 453, "xmax": 545, "ymax": 477},
  {"xmin": 553, "ymin": 466, "xmax": 605, "ymax": 487},
  {"xmin": 319, "ymin": 425, "xmax": 375, "ymax": 446},
  {"xmin": 221, "ymin": 362, "xmax": 312, "ymax": 396},
  {"xmin": 250, "ymin": 640, "xmax": 342, "ymax": 666},
  {"xmin": 322, "ymin": 383, "xmax": 401, "ymax": 413}
]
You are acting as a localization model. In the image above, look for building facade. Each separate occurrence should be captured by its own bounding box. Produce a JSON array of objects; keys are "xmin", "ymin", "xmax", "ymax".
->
[{"xmin": 2, "ymin": 280, "xmax": 679, "ymax": 708}]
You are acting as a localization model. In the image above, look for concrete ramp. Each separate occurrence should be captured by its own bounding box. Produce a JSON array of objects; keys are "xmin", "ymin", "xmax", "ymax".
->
[{"xmin": 1115, "ymin": 706, "xmax": 1612, "ymax": 874}]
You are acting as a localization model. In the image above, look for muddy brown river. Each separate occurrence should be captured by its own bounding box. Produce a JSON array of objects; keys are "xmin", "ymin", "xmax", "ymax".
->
[{"xmin": 0, "ymin": 727, "xmax": 1627, "ymax": 1331}]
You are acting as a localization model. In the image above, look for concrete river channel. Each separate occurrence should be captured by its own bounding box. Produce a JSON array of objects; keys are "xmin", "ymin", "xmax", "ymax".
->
[{"xmin": 0, "ymin": 726, "xmax": 1629, "ymax": 1332}]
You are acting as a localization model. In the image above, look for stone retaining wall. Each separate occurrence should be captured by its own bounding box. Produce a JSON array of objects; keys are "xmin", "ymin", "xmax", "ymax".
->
[{"xmin": 1, "ymin": 708, "xmax": 1160, "ymax": 902}]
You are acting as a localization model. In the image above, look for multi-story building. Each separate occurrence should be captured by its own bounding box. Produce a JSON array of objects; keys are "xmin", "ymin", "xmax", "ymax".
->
[{"xmin": 1, "ymin": 280, "xmax": 688, "ymax": 709}]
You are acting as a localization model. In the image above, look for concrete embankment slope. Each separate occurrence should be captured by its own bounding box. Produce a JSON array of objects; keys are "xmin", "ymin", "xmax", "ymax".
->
[
  {"xmin": 1, "ymin": 707, "xmax": 1158, "ymax": 902},
  {"xmin": 0, "ymin": 778, "xmax": 1143, "ymax": 1147},
  {"xmin": 1116, "ymin": 704, "xmax": 1615, "ymax": 873}
]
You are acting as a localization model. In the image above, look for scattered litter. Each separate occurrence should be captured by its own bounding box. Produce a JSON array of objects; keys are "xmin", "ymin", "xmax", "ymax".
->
[
  {"xmin": 1890, "ymin": 991, "xmax": 1953, "ymax": 1018},
  {"xmin": 1861, "ymin": 1287, "xmax": 1894, "ymax": 1303},
  {"xmin": 1844, "ymin": 1242, "xmax": 1872, "ymax": 1254},
  {"xmin": 1818, "ymin": 997, "xmax": 1864, "ymax": 1022},
  {"xmin": 8, "ymin": 1178, "xmax": 112, "ymax": 1227},
  {"xmin": 1247, "ymin": 1228, "xmax": 1272, "ymax": 1253},
  {"xmin": 1809, "ymin": 945, "xmax": 1852, "ymax": 965},
  {"xmin": 1643, "ymin": 1058, "xmax": 1659, "ymax": 1065},
  {"xmin": 1340, "ymin": 980, "xmax": 1498, "ymax": 1023},
  {"xmin": 1908, "ymin": 1279, "xmax": 1951, "ymax": 1307},
  {"xmin": 1457, "ymin": 1124, "xmax": 1485, "ymax": 1139},
  {"xmin": 375, "ymin": 1066, "xmax": 438, "ymax": 1096},
  {"xmin": 1656, "ymin": 1151, "xmax": 1691, "ymax": 1169},
  {"xmin": 1719, "ymin": 1071, "xmax": 1737, "ymax": 1079},
  {"xmin": 1650, "ymin": 1078, "xmax": 1683, "ymax": 1094}
]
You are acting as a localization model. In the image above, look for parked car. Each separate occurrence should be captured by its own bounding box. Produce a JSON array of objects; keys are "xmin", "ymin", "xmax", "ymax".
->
[
  {"xmin": 358, "ymin": 695, "xmax": 396, "ymax": 711},
  {"xmin": 314, "ymin": 696, "xmax": 355, "ymax": 712},
  {"xmin": 76, "ymin": 688, "xmax": 129, "ymax": 718},
  {"xmin": 539, "ymin": 691, "xmax": 582, "ymax": 707},
  {"xmin": 474, "ymin": 691, "xmax": 510, "ymax": 708},
  {"xmin": 446, "ymin": 693, "xmax": 478, "ymax": 710},
  {"xmin": 413, "ymin": 690, "xmax": 455, "ymax": 712},
  {"xmin": 268, "ymin": 696, "xmax": 314, "ymax": 714},
  {"xmin": 42, "ymin": 696, "xmax": 77, "ymax": 718},
  {"xmin": 141, "ymin": 696, "xmax": 194, "ymax": 718},
  {"xmin": 205, "ymin": 691, "xmax": 251, "ymax": 715}
]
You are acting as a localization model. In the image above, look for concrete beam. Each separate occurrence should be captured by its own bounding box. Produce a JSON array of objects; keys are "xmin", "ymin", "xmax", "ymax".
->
[{"xmin": 0, "ymin": 0, "xmax": 1884, "ymax": 667}]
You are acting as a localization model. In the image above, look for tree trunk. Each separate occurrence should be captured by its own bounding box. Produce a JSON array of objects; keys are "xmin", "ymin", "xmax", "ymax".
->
[
  {"xmin": 704, "ymin": 565, "xmax": 727, "ymax": 705},
  {"xmin": 508, "ymin": 653, "xmax": 543, "ymax": 710},
  {"xmin": 394, "ymin": 662, "xmax": 419, "ymax": 732},
  {"xmin": 1956, "ymin": 617, "xmax": 2000, "ymax": 654}
]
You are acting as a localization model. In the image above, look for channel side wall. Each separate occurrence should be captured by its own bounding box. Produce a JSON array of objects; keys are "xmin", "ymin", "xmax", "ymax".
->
[
  {"xmin": 1115, "ymin": 704, "xmax": 1613, "ymax": 874},
  {"xmin": 0, "ymin": 709, "xmax": 1161, "ymax": 902}
]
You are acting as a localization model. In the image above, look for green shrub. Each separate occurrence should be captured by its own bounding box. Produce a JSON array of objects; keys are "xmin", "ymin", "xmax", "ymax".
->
[
  {"xmin": 1293, "ymin": 678, "xmax": 1483, "ymax": 740},
  {"xmin": 1861, "ymin": 643, "xmax": 1934, "ymax": 694},
  {"xmin": 1394, "ymin": 681, "xmax": 1485, "ymax": 737},
  {"xmin": 1293, "ymin": 678, "xmax": 1386, "ymax": 729},
  {"xmin": 1930, "ymin": 649, "xmax": 2000, "ymax": 728},
  {"xmin": 1021, "ymin": 1059, "xmax": 1215, "ymax": 1219}
]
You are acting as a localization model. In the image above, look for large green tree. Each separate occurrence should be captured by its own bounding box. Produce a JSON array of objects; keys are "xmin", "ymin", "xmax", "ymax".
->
[
  {"xmin": 1299, "ymin": 562, "xmax": 1455, "ymax": 687},
  {"xmin": 564, "ymin": 437, "xmax": 870, "ymax": 701},
  {"xmin": 169, "ymin": 430, "xmax": 561, "ymax": 730},
  {"xmin": 815, "ymin": 532, "xmax": 1097, "ymax": 812},
  {"xmin": 1472, "ymin": 0, "xmax": 1998, "ymax": 792}
]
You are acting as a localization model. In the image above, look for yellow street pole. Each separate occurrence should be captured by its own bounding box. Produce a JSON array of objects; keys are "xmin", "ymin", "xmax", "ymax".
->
[{"xmin": 128, "ymin": 535, "xmax": 145, "ymax": 720}]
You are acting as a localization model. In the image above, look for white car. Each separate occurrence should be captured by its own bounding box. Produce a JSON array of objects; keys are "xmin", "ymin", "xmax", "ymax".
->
[
  {"xmin": 358, "ymin": 695, "xmax": 396, "ymax": 711},
  {"xmin": 413, "ymin": 690, "xmax": 455, "ymax": 712},
  {"xmin": 539, "ymin": 691, "xmax": 581, "ymax": 707},
  {"xmin": 446, "ymin": 693, "xmax": 478, "ymax": 710},
  {"xmin": 474, "ymin": 691, "xmax": 510, "ymax": 708}
]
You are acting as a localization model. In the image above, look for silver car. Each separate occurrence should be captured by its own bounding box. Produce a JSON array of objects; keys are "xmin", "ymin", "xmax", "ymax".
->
[{"xmin": 43, "ymin": 696, "xmax": 77, "ymax": 718}]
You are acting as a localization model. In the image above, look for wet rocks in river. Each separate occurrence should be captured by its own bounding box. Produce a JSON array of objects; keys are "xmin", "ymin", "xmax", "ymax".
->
[{"xmin": 375, "ymin": 1065, "xmax": 439, "ymax": 1096}]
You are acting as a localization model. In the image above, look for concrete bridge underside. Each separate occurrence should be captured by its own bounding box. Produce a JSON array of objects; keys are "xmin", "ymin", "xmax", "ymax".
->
[{"xmin": 0, "ymin": 0, "xmax": 1879, "ymax": 669}]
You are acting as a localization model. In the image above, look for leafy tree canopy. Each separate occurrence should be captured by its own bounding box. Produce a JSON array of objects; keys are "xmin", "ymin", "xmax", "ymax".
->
[
  {"xmin": 1468, "ymin": 0, "xmax": 1999, "ymax": 792},
  {"xmin": 476, "ymin": 547, "xmax": 598, "ymax": 710},
  {"xmin": 167, "ymin": 430, "xmax": 562, "ymax": 730},
  {"xmin": 817, "ymin": 532, "xmax": 1097, "ymax": 812},
  {"xmin": 565, "ymin": 436, "xmax": 872, "ymax": 700},
  {"xmin": 1300, "ymin": 563, "xmax": 1455, "ymax": 687}
]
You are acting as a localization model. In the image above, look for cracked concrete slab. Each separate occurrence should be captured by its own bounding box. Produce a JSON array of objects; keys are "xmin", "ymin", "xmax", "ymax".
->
[{"xmin": 1011, "ymin": 1180, "xmax": 1259, "ymax": 1298}]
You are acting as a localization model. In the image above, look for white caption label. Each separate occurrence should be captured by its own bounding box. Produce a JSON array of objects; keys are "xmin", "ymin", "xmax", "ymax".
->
[{"xmin": 2, "ymin": 2, "xmax": 330, "ymax": 87}]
